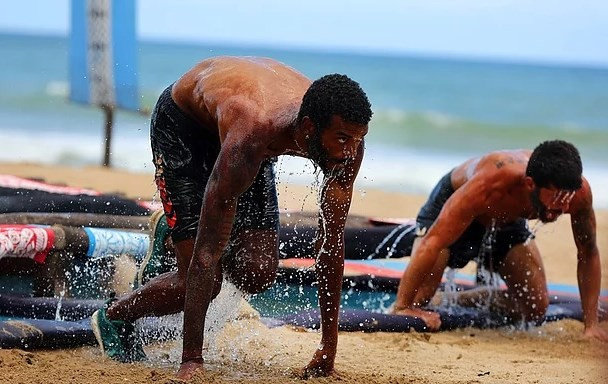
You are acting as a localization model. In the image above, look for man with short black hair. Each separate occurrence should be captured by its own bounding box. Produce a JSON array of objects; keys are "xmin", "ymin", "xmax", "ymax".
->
[
  {"xmin": 91, "ymin": 56, "xmax": 373, "ymax": 379},
  {"xmin": 392, "ymin": 140, "xmax": 607, "ymax": 341}
]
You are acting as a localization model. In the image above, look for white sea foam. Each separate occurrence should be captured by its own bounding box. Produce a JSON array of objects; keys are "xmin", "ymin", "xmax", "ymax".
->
[
  {"xmin": 45, "ymin": 81, "xmax": 69, "ymax": 97},
  {"xmin": 0, "ymin": 126, "xmax": 153, "ymax": 171}
]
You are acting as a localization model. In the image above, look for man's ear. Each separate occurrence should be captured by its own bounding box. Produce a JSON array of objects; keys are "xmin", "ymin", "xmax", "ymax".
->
[
  {"xmin": 524, "ymin": 176, "xmax": 535, "ymax": 191},
  {"xmin": 301, "ymin": 116, "xmax": 315, "ymax": 138}
]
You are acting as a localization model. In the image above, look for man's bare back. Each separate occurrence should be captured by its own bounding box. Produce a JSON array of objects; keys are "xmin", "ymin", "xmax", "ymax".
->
[
  {"xmin": 171, "ymin": 57, "xmax": 312, "ymax": 140},
  {"xmin": 450, "ymin": 149, "xmax": 589, "ymax": 226}
]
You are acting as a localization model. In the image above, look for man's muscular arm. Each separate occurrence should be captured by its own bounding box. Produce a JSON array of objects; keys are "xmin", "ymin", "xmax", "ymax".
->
[
  {"xmin": 302, "ymin": 145, "xmax": 364, "ymax": 378},
  {"xmin": 393, "ymin": 178, "xmax": 487, "ymax": 328},
  {"xmin": 570, "ymin": 181, "xmax": 608, "ymax": 342},
  {"xmin": 178, "ymin": 133, "xmax": 267, "ymax": 378}
]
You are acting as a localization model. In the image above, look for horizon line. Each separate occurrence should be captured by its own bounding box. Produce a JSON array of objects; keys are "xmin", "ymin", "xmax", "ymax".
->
[{"xmin": 2, "ymin": 29, "xmax": 608, "ymax": 72}]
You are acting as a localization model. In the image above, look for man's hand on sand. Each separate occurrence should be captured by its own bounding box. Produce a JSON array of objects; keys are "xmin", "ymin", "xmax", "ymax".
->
[
  {"xmin": 584, "ymin": 324, "xmax": 608, "ymax": 342},
  {"xmin": 300, "ymin": 349, "xmax": 336, "ymax": 379},
  {"xmin": 392, "ymin": 307, "xmax": 442, "ymax": 331}
]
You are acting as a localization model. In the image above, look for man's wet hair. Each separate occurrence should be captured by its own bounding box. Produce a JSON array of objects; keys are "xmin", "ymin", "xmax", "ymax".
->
[
  {"xmin": 298, "ymin": 74, "xmax": 372, "ymax": 131},
  {"xmin": 526, "ymin": 140, "xmax": 583, "ymax": 190}
]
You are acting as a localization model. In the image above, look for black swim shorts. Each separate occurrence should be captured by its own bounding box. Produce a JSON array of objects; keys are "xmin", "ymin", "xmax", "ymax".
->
[
  {"xmin": 149, "ymin": 84, "xmax": 279, "ymax": 243},
  {"xmin": 416, "ymin": 170, "xmax": 532, "ymax": 269}
]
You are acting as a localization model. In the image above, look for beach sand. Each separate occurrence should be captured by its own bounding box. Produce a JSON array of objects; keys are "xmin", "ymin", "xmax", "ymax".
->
[{"xmin": 0, "ymin": 162, "xmax": 606, "ymax": 384}]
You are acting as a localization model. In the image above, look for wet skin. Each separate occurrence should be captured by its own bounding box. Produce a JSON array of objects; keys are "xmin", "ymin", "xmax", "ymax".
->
[
  {"xmin": 105, "ymin": 56, "xmax": 369, "ymax": 380},
  {"xmin": 391, "ymin": 149, "xmax": 607, "ymax": 342}
]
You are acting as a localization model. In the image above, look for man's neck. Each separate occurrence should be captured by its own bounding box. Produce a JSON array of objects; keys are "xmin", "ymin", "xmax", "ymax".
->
[{"xmin": 265, "ymin": 120, "xmax": 309, "ymax": 158}]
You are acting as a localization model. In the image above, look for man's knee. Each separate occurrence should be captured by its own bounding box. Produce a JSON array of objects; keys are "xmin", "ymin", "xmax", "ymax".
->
[
  {"xmin": 500, "ymin": 241, "xmax": 548, "ymax": 323},
  {"xmin": 226, "ymin": 254, "xmax": 278, "ymax": 294},
  {"xmin": 514, "ymin": 287, "xmax": 549, "ymax": 324},
  {"xmin": 169, "ymin": 271, "xmax": 188, "ymax": 295},
  {"xmin": 223, "ymin": 229, "xmax": 279, "ymax": 293}
]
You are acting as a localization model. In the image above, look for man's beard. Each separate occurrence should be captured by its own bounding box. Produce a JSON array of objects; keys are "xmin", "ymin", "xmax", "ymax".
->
[
  {"xmin": 530, "ymin": 187, "xmax": 553, "ymax": 223},
  {"xmin": 308, "ymin": 130, "xmax": 330, "ymax": 172}
]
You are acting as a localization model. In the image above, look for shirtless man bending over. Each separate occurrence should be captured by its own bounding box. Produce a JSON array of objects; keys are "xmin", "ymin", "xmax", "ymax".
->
[
  {"xmin": 91, "ymin": 56, "xmax": 373, "ymax": 379},
  {"xmin": 392, "ymin": 140, "xmax": 607, "ymax": 341}
]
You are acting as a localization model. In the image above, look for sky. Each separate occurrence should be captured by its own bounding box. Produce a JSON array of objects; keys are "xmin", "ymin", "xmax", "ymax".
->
[{"xmin": 1, "ymin": 0, "xmax": 607, "ymax": 67}]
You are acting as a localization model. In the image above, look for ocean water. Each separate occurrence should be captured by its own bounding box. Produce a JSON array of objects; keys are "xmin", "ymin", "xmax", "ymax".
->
[{"xmin": 1, "ymin": 33, "xmax": 607, "ymax": 208}]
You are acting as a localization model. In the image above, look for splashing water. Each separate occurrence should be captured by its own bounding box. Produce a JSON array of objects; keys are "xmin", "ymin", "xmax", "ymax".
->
[
  {"xmin": 54, "ymin": 282, "xmax": 66, "ymax": 321},
  {"xmin": 524, "ymin": 220, "xmax": 545, "ymax": 246},
  {"xmin": 475, "ymin": 219, "xmax": 500, "ymax": 310},
  {"xmin": 314, "ymin": 170, "xmax": 339, "ymax": 266},
  {"xmin": 275, "ymin": 156, "xmax": 321, "ymax": 213},
  {"xmin": 441, "ymin": 268, "xmax": 458, "ymax": 310},
  {"xmin": 368, "ymin": 223, "xmax": 415, "ymax": 259},
  {"xmin": 205, "ymin": 279, "xmax": 248, "ymax": 350},
  {"xmin": 137, "ymin": 278, "xmax": 247, "ymax": 366}
]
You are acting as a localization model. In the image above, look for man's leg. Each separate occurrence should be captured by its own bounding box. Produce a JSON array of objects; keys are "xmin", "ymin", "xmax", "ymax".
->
[
  {"xmin": 92, "ymin": 227, "xmax": 224, "ymax": 359},
  {"xmin": 109, "ymin": 209, "xmax": 225, "ymax": 322},
  {"xmin": 221, "ymin": 187, "xmax": 279, "ymax": 294},
  {"xmin": 91, "ymin": 235, "xmax": 188, "ymax": 363},
  {"xmin": 108, "ymin": 238, "xmax": 192, "ymax": 322},
  {"xmin": 493, "ymin": 240, "xmax": 549, "ymax": 323},
  {"xmin": 223, "ymin": 229, "xmax": 279, "ymax": 294},
  {"xmin": 92, "ymin": 85, "xmax": 220, "ymax": 360},
  {"xmin": 222, "ymin": 157, "xmax": 279, "ymax": 294}
]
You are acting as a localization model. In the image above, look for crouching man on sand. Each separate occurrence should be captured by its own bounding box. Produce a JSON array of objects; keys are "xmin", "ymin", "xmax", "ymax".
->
[
  {"xmin": 91, "ymin": 56, "xmax": 373, "ymax": 380},
  {"xmin": 392, "ymin": 140, "xmax": 607, "ymax": 341}
]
